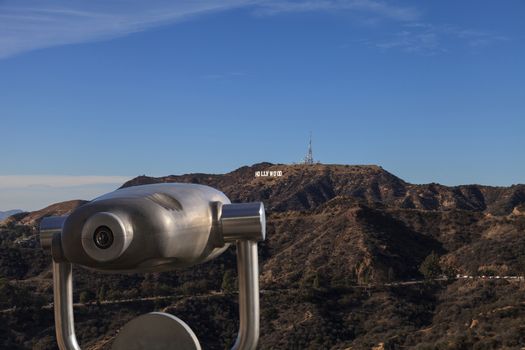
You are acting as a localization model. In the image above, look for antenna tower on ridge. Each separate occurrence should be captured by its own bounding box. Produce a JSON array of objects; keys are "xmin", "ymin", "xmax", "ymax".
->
[{"xmin": 303, "ymin": 132, "xmax": 314, "ymax": 165}]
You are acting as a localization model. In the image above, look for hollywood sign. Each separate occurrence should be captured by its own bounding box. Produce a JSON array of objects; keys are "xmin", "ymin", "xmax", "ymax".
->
[{"xmin": 255, "ymin": 170, "xmax": 283, "ymax": 177}]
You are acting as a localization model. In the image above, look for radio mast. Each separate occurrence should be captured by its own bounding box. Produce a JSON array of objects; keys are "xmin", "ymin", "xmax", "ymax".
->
[{"xmin": 303, "ymin": 132, "xmax": 314, "ymax": 164}]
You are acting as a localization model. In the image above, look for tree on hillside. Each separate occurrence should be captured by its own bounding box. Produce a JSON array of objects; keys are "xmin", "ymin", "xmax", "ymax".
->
[
  {"xmin": 419, "ymin": 251, "xmax": 442, "ymax": 280},
  {"xmin": 517, "ymin": 256, "xmax": 525, "ymax": 277},
  {"xmin": 312, "ymin": 272, "xmax": 320, "ymax": 289},
  {"xmin": 79, "ymin": 291, "xmax": 91, "ymax": 304},
  {"xmin": 221, "ymin": 270, "xmax": 236, "ymax": 293},
  {"xmin": 387, "ymin": 267, "xmax": 395, "ymax": 282},
  {"xmin": 97, "ymin": 285, "xmax": 107, "ymax": 301}
]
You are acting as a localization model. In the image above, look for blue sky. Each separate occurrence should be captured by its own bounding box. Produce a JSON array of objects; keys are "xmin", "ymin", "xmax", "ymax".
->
[{"xmin": 0, "ymin": 0, "xmax": 524, "ymax": 210}]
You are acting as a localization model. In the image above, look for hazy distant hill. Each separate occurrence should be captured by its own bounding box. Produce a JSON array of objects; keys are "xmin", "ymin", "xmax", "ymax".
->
[
  {"xmin": 0, "ymin": 209, "xmax": 23, "ymax": 221},
  {"xmin": 1, "ymin": 163, "xmax": 525, "ymax": 349},
  {"xmin": 6, "ymin": 200, "xmax": 87, "ymax": 226}
]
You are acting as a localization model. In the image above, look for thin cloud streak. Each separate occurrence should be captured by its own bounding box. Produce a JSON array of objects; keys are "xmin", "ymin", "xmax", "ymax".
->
[
  {"xmin": 0, "ymin": 175, "xmax": 133, "ymax": 211},
  {"xmin": 0, "ymin": 175, "xmax": 131, "ymax": 189},
  {"xmin": 0, "ymin": 183, "xmax": 127, "ymax": 212},
  {"xmin": 0, "ymin": 0, "xmax": 420, "ymax": 59},
  {"xmin": 0, "ymin": 0, "xmax": 251, "ymax": 58},
  {"xmin": 374, "ymin": 23, "xmax": 509, "ymax": 55},
  {"xmin": 0, "ymin": 2, "xmax": 509, "ymax": 59},
  {"xmin": 254, "ymin": 0, "xmax": 420, "ymax": 21}
]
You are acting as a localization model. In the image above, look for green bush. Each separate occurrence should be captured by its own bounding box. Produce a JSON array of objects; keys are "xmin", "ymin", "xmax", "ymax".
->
[
  {"xmin": 419, "ymin": 251, "xmax": 442, "ymax": 280},
  {"xmin": 221, "ymin": 270, "xmax": 236, "ymax": 293}
]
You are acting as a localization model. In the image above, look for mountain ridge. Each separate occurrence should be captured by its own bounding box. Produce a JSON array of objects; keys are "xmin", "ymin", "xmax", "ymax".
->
[
  {"xmin": 10, "ymin": 163, "xmax": 525, "ymax": 226},
  {"xmin": 121, "ymin": 163, "xmax": 525, "ymax": 216}
]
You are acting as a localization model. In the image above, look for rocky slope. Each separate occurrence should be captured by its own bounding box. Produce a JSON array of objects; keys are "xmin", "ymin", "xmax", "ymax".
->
[
  {"xmin": 122, "ymin": 163, "xmax": 525, "ymax": 215},
  {"xmin": 121, "ymin": 163, "xmax": 525, "ymax": 283}
]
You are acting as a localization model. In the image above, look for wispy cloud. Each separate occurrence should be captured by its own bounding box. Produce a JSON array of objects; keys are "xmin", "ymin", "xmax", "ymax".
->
[
  {"xmin": 0, "ymin": 0, "xmax": 250, "ymax": 58},
  {"xmin": 375, "ymin": 30, "xmax": 441, "ymax": 55},
  {"xmin": 0, "ymin": 0, "xmax": 421, "ymax": 59},
  {"xmin": 0, "ymin": 1, "xmax": 509, "ymax": 59},
  {"xmin": 374, "ymin": 23, "xmax": 509, "ymax": 55},
  {"xmin": 0, "ymin": 175, "xmax": 130, "ymax": 189},
  {"xmin": 445, "ymin": 26, "xmax": 510, "ymax": 48},
  {"xmin": 253, "ymin": 0, "xmax": 420, "ymax": 21}
]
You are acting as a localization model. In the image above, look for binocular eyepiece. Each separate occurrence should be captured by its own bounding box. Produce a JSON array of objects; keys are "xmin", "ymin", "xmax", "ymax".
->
[
  {"xmin": 93, "ymin": 226, "xmax": 113, "ymax": 249},
  {"xmin": 40, "ymin": 183, "xmax": 265, "ymax": 350},
  {"xmin": 41, "ymin": 183, "xmax": 265, "ymax": 272}
]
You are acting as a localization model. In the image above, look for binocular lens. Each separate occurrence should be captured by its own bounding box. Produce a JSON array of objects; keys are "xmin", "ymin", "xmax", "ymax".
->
[{"xmin": 93, "ymin": 226, "xmax": 114, "ymax": 249}]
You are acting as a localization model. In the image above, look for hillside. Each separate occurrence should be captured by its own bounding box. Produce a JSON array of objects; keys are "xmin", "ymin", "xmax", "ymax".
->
[
  {"xmin": 0, "ymin": 210, "xmax": 23, "ymax": 221},
  {"xmin": 6, "ymin": 200, "xmax": 87, "ymax": 226},
  {"xmin": 122, "ymin": 163, "xmax": 525, "ymax": 215},
  {"xmin": 1, "ymin": 163, "xmax": 524, "ymax": 349}
]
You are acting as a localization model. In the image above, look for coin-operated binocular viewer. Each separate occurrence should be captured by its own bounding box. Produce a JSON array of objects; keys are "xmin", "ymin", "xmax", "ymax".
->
[{"xmin": 40, "ymin": 183, "xmax": 265, "ymax": 350}]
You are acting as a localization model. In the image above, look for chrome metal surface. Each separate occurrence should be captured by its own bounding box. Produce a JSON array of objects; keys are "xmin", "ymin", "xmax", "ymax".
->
[
  {"xmin": 61, "ymin": 183, "xmax": 231, "ymax": 272},
  {"xmin": 221, "ymin": 203, "xmax": 266, "ymax": 242},
  {"xmin": 53, "ymin": 261, "xmax": 80, "ymax": 350},
  {"xmin": 40, "ymin": 216, "xmax": 67, "ymax": 250},
  {"xmin": 232, "ymin": 240, "xmax": 260, "ymax": 350},
  {"xmin": 112, "ymin": 312, "xmax": 201, "ymax": 350}
]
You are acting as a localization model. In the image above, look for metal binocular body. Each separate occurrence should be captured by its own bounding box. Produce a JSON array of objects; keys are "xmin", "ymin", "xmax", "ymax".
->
[{"xmin": 40, "ymin": 183, "xmax": 266, "ymax": 350}]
